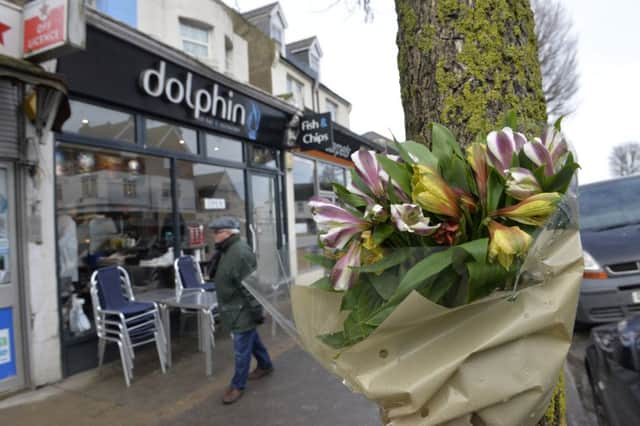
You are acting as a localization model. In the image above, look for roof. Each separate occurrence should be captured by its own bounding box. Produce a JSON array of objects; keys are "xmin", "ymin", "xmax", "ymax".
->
[
  {"xmin": 241, "ymin": 2, "xmax": 287, "ymax": 27},
  {"xmin": 361, "ymin": 131, "xmax": 392, "ymax": 143},
  {"xmin": 286, "ymin": 36, "xmax": 319, "ymax": 54}
]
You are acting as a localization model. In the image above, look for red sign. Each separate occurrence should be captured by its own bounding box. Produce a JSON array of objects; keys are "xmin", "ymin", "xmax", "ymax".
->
[{"xmin": 23, "ymin": 0, "xmax": 67, "ymax": 56}]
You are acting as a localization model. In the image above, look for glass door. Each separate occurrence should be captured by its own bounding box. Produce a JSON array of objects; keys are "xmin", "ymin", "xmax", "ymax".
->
[
  {"xmin": 249, "ymin": 173, "xmax": 281, "ymax": 282},
  {"xmin": 0, "ymin": 163, "xmax": 24, "ymax": 394}
]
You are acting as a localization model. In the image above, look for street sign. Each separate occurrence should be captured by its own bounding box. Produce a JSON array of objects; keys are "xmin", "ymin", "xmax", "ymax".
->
[{"xmin": 23, "ymin": 0, "xmax": 85, "ymax": 62}]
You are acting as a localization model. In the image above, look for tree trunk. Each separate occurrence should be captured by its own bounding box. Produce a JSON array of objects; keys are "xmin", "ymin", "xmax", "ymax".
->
[
  {"xmin": 394, "ymin": 1, "xmax": 563, "ymax": 425},
  {"xmin": 395, "ymin": 0, "xmax": 547, "ymax": 146}
]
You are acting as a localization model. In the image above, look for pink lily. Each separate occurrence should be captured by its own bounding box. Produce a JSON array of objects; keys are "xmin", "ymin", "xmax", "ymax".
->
[
  {"xmin": 390, "ymin": 204, "xmax": 440, "ymax": 236},
  {"xmin": 309, "ymin": 198, "xmax": 369, "ymax": 249},
  {"xmin": 523, "ymin": 140, "xmax": 555, "ymax": 176},
  {"xmin": 504, "ymin": 167, "xmax": 542, "ymax": 200},
  {"xmin": 538, "ymin": 126, "xmax": 569, "ymax": 172},
  {"xmin": 351, "ymin": 149, "xmax": 385, "ymax": 197},
  {"xmin": 330, "ymin": 241, "xmax": 361, "ymax": 291},
  {"xmin": 486, "ymin": 127, "xmax": 527, "ymax": 175}
]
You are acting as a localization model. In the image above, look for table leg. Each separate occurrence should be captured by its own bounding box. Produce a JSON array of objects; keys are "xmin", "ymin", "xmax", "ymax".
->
[
  {"xmin": 203, "ymin": 309, "xmax": 212, "ymax": 376},
  {"xmin": 161, "ymin": 304, "xmax": 172, "ymax": 368}
]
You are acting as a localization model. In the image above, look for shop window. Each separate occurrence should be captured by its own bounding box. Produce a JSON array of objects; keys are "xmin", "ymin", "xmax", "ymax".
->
[
  {"xmin": 63, "ymin": 100, "xmax": 135, "ymax": 143},
  {"xmin": 55, "ymin": 145, "xmax": 175, "ymax": 340},
  {"xmin": 180, "ymin": 20, "xmax": 210, "ymax": 59},
  {"xmin": 318, "ymin": 162, "xmax": 346, "ymax": 191},
  {"xmin": 175, "ymin": 161, "xmax": 247, "ymax": 273},
  {"xmin": 206, "ymin": 133, "xmax": 243, "ymax": 162},
  {"xmin": 292, "ymin": 155, "xmax": 319, "ymax": 273},
  {"xmin": 250, "ymin": 145, "xmax": 278, "ymax": 168},
  {"xmin": 145, "ymin": 119, "xmax": 198, "ymax": 155},
  {"xmin": 286, "ymin": 75, "xmax": 304, "ymax": 108}
]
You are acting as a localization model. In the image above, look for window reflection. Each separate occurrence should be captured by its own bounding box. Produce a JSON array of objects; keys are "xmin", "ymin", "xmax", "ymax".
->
[
  {"xmin": 63, "ymin": 100, "xmax": 135, "ymax": 143},
  {"xmin": 146, "ymin": 119, "xmax": 198, "ymax": 154},
  {"xmin": 206, "ymin": 133, "xmax": 243, "ymax": 162},
  {"xmin": 176, "ymin": 161, "xmax": 247, "ymax": 277},
  {"xmin": 318, "ymin": 161, "xmax": 346, "ymax": 191},
  {"xmin": 293, "ymin": 155, "xmax": 319, "ymax": 273},
  {"xmin": 56, "ymin": 145, "xmax": 174, "ymax": 339},
  {"xmin": 250, "ymin": 145, "xmax": 278, "ymax": 168}
]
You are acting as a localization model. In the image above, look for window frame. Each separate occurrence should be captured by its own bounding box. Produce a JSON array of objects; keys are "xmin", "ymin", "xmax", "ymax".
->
[{"xmin": 179, "ymin": 19, "xmax": 211, "ymax": 60}]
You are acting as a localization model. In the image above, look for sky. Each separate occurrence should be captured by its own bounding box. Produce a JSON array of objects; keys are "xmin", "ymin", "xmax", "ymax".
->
[{"xmin": 228, "ymin": 0, "xmax": 640, "ymax": 184}]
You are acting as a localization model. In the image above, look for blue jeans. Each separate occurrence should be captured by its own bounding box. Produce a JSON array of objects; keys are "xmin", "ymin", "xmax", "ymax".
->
[{"xmin": 231, "ymin": 328, "xmax": 273, "ymax": 390}]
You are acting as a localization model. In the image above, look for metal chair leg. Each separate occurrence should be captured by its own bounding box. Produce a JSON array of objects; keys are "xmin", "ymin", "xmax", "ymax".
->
[
  {"xmin": 98, "ymin": 338, "xmax": 106, "ymax": 369},
  {"xmin": 116, "ymin": 341, "xmax": 131, "ymax": 387}
]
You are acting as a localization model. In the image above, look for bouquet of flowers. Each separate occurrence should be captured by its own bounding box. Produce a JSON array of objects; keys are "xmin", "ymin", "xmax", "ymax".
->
[{"xmin": 288, "ymin": 121, "xmax": 583, "ymax": 425}]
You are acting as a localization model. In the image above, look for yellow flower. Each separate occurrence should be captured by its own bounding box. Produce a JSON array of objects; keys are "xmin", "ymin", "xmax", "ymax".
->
[
  {"xmin": 466, "ymin": 143, "xmax": 488, "ymax": 200},
  {"xmin": 491, "ymin": 192, "xmax": 561, "ymax": 226},
  {"xmin": 488, "ymin": 221, "xmax": 533, "ymax": 269},
  {"xmin": 411, "ymin": 165, "xmax": 460, "ymax": 218}
]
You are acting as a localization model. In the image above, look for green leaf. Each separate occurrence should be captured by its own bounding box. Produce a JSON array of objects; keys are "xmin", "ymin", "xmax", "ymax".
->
[
  {"xmin": 377, "ymin": 154, "xmax": 412, "ymax": 195},
  {"xmin": 350, "ymin": 168, "xmax": 372, "ymax": 196},
  {"xmin": 500, "ymin": 110, "xmax": 518, "ymax": 129},
  {"xmin": 373, "ymin": 223, "xmax": 395, "ymax": 246},
  {"xmin": 369, "ymin": 269, "xmax": 400, "ymax": 300},
  {"xmin": 366, "ymin": 305, "xmax": 396, "ymax": 327},
  {"xmin": 304, "ymin": 254, "xmax": 336, "ymax": 269},
  {"xmin": 354, "ymin": 248, "xmax": 412, "ymax": 273},
  {"xmin": 389, "ymin": 248, "xmax": 454, "ymax": 305},
  {"xmin": 432, "ymin": 123, "xmax": 463, "ymax": 159},
  {"xmin": 553, "ymin": 116, "xmax": 564, "ymax": 131},
  {"xmin": 399, "ymin": 141, "xmax": 438, "ymax": 168},
  {"xmin": 440, "ymin": 153, "xmax": 471, "ymax": 193},
  {"xmin": 545, "ymin": 153, "xmax": 580, "ymax": 193},
  {"xmin": 333, "ymin": 183, "xmax": 368, "ymax": 208},
  {"xmin": 318, "ymin": 331, "xmax": 349, "ymax": 349},
  {"xmin": 466, "ymin": 261, "xmax": 512, "ymax": 302},
  {"xmin": 310, "ymin": 276, "xmax": 333, "ymax": 291},
  {"xmin": 486, "ymin": 168, "xmax": 504, "ymax": 213},
  {"xmin": 456, "ymin": 238, "xmax": 489, "ymax": 263},
  {"xmin": 422, "ymin": 267, "xmax": 458, "ymax": 303}
]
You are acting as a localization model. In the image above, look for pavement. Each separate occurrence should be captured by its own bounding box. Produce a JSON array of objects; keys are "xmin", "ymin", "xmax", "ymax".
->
[{"xmin": 0, "ymin": 319, "xmax": 596, "ymax": 426}]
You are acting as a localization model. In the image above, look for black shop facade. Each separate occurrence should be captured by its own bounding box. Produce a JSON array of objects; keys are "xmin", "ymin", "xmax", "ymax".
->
[{"xmin": 54, "ymin": 23, "xmax": 296, "ymax": 376}]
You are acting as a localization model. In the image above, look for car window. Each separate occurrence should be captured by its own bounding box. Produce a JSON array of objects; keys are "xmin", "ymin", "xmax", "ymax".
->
[{"xmin": 579, "ymin": 176, "xmax": 640, "ymax": 230}]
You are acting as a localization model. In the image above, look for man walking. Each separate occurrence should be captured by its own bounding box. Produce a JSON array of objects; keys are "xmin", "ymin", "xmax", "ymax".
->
[{"xmin": 208, "ymin": 217, "xmax": 274, "ymax": 405}]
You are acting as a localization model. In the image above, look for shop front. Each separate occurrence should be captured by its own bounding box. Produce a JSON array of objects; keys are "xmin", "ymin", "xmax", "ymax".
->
[
  {"xmin": 291, "ymin": 113, "xmax": 386, "ymax": 278},
  {"xmin": 54, "ymin": 20, "xmax": 296, "ymax": 376}
]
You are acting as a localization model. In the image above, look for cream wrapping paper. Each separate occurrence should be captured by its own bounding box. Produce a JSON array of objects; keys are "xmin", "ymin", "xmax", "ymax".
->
[{"xmin": 291, "ymin": 225, "xmax": 583, "ymax": 426}]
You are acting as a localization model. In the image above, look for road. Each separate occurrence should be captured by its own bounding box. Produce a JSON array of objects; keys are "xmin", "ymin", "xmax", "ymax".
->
[{"xmin": 567, "ymin": 329, "xmax": 599, "ymax": 426}]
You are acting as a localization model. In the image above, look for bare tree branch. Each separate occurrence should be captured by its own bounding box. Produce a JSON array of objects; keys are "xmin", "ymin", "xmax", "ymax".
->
[
  {"xmin": 609, "ymin": 142, "xmax": 640, "ymax": 177},
  {"xmin": 531, "ymin": 0, "xmax": 580, "ymax": 119}
]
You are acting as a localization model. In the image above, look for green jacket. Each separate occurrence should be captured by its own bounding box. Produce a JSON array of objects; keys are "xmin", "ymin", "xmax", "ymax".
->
[{"xmin": 213, "ymin": 235, "xmax": 258, "ymax": 333}]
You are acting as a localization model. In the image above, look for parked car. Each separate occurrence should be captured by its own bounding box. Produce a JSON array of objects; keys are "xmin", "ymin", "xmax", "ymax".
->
[
  {"xmin": 577, "ymin": 175, "xmax": 640, "ymax": 325},
  {"xmin": 585, "ymin": 315, "xmax": 640, "ymax": 425}
]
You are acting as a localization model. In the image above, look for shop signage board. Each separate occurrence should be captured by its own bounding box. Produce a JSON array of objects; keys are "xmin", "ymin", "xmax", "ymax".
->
[
  {"xmin": 23, "ymin": 0, "xmax": 85, "ymax": 62},
  {"xmin": 297, "ymin": 112, "xmax": 332, "ymax": 150},
  {"xmin": 204, "ymin": 198, "xmax": 226, "ymax": 210},
  {"xmin": 0, "ymin": 1, "xmax": 22, "ymax": 58},
  {"xmin": 57, "ymin": 27, "xmax": 289, "ymax": 149},
  {"xmin": 0, "ymin": 308, "xmax": 16, "ymax": 380}
]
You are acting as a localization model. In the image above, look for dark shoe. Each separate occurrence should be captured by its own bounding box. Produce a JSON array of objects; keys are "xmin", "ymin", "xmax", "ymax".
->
[
  {"xmin": 248, "ymin": 366, "xmax": 274, "ymax": 381},
  {"xmin": 222, "ymin": 387, "xmax": 243, "ymax": 405}
]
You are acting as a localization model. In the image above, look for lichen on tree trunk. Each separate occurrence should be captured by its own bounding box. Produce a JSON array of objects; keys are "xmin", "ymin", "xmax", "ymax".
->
[
  {"xmin": 394, "ymin": 1, "xmax": 564, "ymax": 425},
  {"xmin": 395, "ymin": 0, "xmax": 547, "ymax": 147}
]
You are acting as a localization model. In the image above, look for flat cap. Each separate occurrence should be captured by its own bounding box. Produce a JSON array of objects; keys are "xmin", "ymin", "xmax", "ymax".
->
[{"xmin": 208, "ymin": 216, "xmax": 240, "ymax": 230}]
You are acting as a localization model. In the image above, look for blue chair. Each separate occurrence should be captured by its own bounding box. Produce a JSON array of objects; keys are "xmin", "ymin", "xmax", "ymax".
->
[
  {"xmin": 174, "ymin": 255, "xmax": 215, "ymax": 293},
  {"xmin": 90, "ymin": 266, "xmax": 167, "ymax": 387},
  {"xmin": 174, "ymin": 256, "xmax": 217, "ymax": 350}
]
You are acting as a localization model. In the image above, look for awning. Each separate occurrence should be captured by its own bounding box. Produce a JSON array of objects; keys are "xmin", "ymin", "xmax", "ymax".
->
[{"xmin": 0, "ymin": 54, "xmax": 70, "ymax": 131}]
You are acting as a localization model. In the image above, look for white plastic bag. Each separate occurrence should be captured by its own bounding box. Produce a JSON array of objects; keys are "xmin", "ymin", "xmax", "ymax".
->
[{"xmin": 70, "ymin": 294, "xmax": 91, "ymax": 334}]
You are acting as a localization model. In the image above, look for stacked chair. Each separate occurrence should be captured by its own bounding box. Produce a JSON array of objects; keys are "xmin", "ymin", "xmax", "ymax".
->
[
  {"xmin": 174, "ymin": 255, "xmax": 217, "ymax": 350},
  {"xmin": 90, "ymin": 266, "xmax": 167, "ymax": 387}
]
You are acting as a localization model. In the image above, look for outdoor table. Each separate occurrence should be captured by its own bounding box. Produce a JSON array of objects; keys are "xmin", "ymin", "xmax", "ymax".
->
[{"xmin": 135, "ymin": 288, "xmax": 218, "ymax": 376}]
